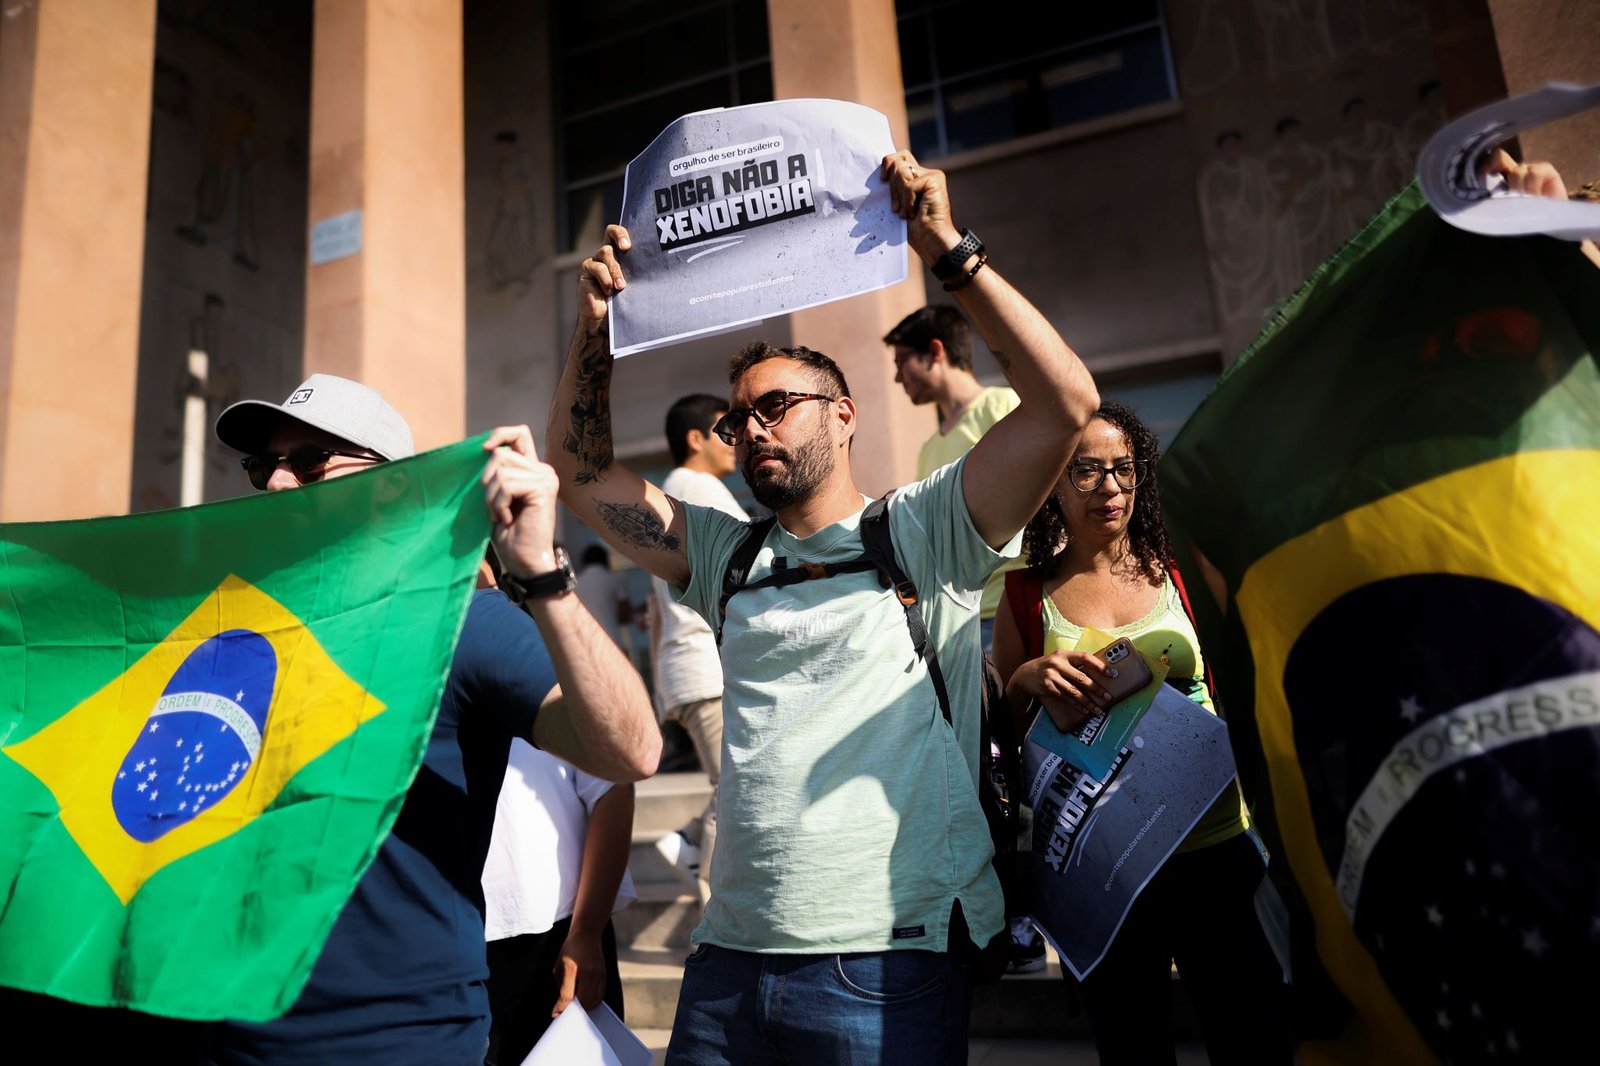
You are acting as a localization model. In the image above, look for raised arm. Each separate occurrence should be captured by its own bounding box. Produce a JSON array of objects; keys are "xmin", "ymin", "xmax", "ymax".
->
[
  {"xmin": 882, "ymin": 152, "xmax": 1100, "ymax": 548},
  {"xmin": 545, "ymin": 226, "xmax": 693, "ymax": 588},
  {"xmin": 482, "ymin": 426, "xmax": 660, "ymax": 782}
]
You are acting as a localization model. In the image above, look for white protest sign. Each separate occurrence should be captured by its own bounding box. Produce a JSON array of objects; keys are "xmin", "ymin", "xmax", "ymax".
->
[
  {"xmin": 609, "ymin": 98, "xmax": 907, "ymax": 357},
  {"xmin": 1023, "ymin": 685, "xmax": 1240, "ymax": 980},
  {"xmin": 521, "ymin": 1001, "xmax": 651, "ymax": 1066}
]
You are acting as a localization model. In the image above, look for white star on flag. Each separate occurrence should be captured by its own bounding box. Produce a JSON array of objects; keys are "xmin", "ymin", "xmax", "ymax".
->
[{"xmin": 1399, "ymin": 694, "xmax": 1425, "ymax": 723}]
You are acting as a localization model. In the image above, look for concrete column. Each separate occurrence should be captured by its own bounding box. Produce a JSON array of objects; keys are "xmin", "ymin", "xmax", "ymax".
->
[
  {"xmin": 305, "ymin": 0, "xmax": 465, "ymax": 450},
  {"xmin": 768, "ymin": 0, "xmax": 932, "ymax": 497},
  {"xmin": 0, "ymin": 0, "xmax": 157, "ymax": 520},
  {"xmin": 1485, "ymin": 0, "xmax": 1600, "ymax": 181}
]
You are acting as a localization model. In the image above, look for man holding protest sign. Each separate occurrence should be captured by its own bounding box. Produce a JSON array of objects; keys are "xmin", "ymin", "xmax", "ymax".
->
[{"xmin": 548, "ymin": 149, "xmax": 1100, "ymax": 1062}]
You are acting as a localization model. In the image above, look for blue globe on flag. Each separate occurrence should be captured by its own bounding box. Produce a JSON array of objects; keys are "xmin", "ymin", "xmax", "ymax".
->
[{"xmin": 111, "ymin": 629, "xmax": 276, "ymax": 842}]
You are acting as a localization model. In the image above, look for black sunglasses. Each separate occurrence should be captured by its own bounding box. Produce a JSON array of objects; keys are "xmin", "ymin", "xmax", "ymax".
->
[
  {"xmin": 241, "ymin": 446, "xmax": 380, "ymax": 490},
  {"xmin": 713, "ymin": 391, "xmax": 833, "ymax": 445}
]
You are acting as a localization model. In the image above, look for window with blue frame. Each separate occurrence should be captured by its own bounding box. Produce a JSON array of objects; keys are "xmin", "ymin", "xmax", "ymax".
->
[{"xmin": 897, "ymin": 0, "xmax": 1176, "ymax": 159}]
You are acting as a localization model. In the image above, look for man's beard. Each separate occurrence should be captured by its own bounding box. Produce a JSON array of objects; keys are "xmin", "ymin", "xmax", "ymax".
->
[{"xmin": 742, "ymin": 427, "xmax": 835, "ymax": 511}]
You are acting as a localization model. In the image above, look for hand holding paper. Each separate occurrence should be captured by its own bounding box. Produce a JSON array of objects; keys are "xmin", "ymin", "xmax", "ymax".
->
[
  {"xmin": 1418, "ymin": 81, "xmax": 1600, "ymax": 241},
  {"xmin": 522, "ymin": 1000, "xmax": 651, "ymax": 1066},
  {"xmin": 609, "ymin": 98, "xmax": 907, "ymax": 356}
]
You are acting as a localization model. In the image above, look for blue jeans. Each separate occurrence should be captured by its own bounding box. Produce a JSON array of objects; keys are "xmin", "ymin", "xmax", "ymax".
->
[{"xmin": 664, "ymin": 943, "xmax": 970, "ymax": 1065}]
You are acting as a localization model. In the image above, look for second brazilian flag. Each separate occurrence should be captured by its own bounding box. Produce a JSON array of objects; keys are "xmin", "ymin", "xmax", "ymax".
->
[{"xmin": 1162, "ymin": 185, "xmax": 1600, "ymax": 1065}]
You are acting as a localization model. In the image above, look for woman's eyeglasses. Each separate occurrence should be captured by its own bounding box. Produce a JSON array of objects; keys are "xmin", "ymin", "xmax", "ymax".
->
[
  {"xmin": 712, "ymin": 391, "xmax": 833, "ymax": 445},
  {"xmin": 1067, "ymin": 460, "xmax": 1149, "ymax": 493},
  {"xmin": 241, "ymin": 446, "xmax": 380, "ymax": 490}
]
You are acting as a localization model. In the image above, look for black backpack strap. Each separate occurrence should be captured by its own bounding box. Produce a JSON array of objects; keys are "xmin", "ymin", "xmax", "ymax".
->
[
  {"xmin": 860, "ymin": 494, "xmax": 954, "ymax": 726},
  {"xmin": 717, "ymin": 516, "xmax": 776, "ymax": 644}
]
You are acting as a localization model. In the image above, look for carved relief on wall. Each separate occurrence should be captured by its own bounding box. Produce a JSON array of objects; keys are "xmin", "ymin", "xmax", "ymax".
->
[
  {"xmin": 175, "ymin": 95, "xmax": 262, "ymax": 272},
  {"xmin": 1197, "ymin": 131, "xmax": 1278, "ymax": 336},
  {"xmin": 1252, "ymin": 0, "xmax": 1338, "ymax": 81},
  {"xmin": 485, "ymin": 131, "xmax": 541, "ymax": 297},
  {"xmin": 1167, "ymin": 0, "xmax": 1443, "ymax": 357},
  {"xmin": 133, "ymin": 1, "xmax": 311, "ymax": 510}
]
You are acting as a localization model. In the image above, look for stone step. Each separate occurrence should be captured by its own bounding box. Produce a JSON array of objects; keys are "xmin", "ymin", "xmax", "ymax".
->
[
  {"xmin": 629, "ymin": 828, "xmax": 701, "ymax": 891},
  {"xmin": 614, "ymin": 882, "xmax": 702, "ymax": 950},
  {"xmin": 619, "ymin": 946, "xmax": 687, "ymax": 1031},
  {"xmin": 633, "ymin": 771, "xmax": 712, "ymax": 836}
]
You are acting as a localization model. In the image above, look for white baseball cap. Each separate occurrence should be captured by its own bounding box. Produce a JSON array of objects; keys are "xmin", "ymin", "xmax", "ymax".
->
[{"xmin": 215, "ymin": 373, "xmax": 415, "ymax": 460}]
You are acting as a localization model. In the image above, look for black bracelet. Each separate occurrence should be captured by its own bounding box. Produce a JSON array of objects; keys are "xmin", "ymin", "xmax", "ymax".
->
[
  {"xmin": 942, "ymin": 253, "xmax": 989, "ymax": 292},
  {"xmin": 931, "ymin": 228, "xmax": 984, "ymax": 281}
]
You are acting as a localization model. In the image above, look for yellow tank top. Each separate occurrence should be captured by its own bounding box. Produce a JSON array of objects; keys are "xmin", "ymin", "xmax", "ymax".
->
[{"xmin": 1041, "ymin": 577, "xmax": 1249, "ymax": 852}]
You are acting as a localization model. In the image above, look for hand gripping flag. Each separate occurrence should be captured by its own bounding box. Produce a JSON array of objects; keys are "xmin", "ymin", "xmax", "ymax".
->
[
  {"xmin": 0, "ymin": 435, "xmax": 491, "ymax": 1021},
  {"xmin": 1161, "ymin": 185, "xmax": 1600, "ymax": 1065}
]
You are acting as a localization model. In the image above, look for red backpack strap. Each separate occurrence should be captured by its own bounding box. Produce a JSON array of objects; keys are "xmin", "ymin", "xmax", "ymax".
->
[
  {"xmin": 1003, "ymin": 569, "xmax": 1045, "ymax": 660},
  {"xmin": 1167, "ymin": 561, "xmax": 1219, "ymax": 701}
]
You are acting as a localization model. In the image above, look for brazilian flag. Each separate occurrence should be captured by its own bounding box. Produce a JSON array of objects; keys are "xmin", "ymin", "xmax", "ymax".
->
[
  {"xmin": 0, "ymin": 435, "xmax": 491, "ymax": 1021},
  {"xmin": 1162, "ymin": 185, "xmax": 1600, "ymax": 1065}
]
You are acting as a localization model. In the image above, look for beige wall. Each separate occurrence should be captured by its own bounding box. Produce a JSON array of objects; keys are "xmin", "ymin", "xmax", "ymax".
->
[
  {"xmin": 0, "ymin": 0, "xmax": 157, "ymax": 521},
  {"xmin": 304, "ymin": 0, "xmax": 466, "ymax": 453}
]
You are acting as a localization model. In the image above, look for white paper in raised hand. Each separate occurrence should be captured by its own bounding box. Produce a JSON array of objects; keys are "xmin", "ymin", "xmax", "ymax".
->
[
  {"xmin": 609, "ymin": 98, "xmax": 906, "ymax": 357},
  {"xmin": 1417, "ymin": 81, "xmax": 1600, "ymax": 242},
  {"xmin": 521, "ymin": 1001, "xmax": 652, "ymax": 1066}
]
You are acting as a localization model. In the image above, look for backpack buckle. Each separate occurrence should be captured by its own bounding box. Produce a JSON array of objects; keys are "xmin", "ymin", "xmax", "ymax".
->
[{"xmin": 892, "ymin": 580, "xmax": 918, "ymax": 606}]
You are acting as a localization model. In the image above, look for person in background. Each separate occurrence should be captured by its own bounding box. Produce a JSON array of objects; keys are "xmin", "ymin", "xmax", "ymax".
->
[
  {"xmin": 992, "ymin": 399, "xmax": 1289, "ymax": 1066},
  {"xmin": 647, "ymin": 394, "xmax": 748, "ymax": 907},
  {"xmin": 575, "ymin": 544, "xmax": 633, "ymax": 650}
]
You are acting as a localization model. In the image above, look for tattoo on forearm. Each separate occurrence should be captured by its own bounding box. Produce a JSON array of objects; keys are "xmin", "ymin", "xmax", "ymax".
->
[
  {"xmin": 598, "ymin": 501, "xmax": 682, "ymax": 552},
  {"xmin": 564, "ymin": 339, "xmax": 615, "ymax": 484}
]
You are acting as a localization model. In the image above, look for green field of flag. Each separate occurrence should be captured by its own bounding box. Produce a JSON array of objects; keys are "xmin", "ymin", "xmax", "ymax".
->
[
  {"xmin": 0, "ymin": 434, "xmax": 492, "ymax": 1021},
  {"xmin": 1162, "ymin": 185, "xmax": 1600, "ymax": 1064}
]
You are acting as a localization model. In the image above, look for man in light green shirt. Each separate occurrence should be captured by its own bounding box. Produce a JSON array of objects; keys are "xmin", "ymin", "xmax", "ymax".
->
[
  {"xmin": 885, "ymin": 304, "xmax": 1026, "ymax": 650},
  {"xmin": 547, "ymin": 149, "xmax": 1101, "ymax": 1063}
]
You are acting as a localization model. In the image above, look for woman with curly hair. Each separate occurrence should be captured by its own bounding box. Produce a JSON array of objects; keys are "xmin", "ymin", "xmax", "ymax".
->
[{"xmin": 992, "ymin": 400, "xmax": 1289, "ymax": 1066}]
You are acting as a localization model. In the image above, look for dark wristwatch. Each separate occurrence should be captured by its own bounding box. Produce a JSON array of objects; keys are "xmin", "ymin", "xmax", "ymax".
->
[
  {"xmin": 931, "ymin": 228, "xmax": 984, "ymax": 281},
  {"xmin": 499, "ymin": 547, "xmax": 577, "ymax": 605}
]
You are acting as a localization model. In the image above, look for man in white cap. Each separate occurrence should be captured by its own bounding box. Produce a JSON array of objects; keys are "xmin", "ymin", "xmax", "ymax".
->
[{"xmin": 201, "ymin": 374, "xmax": 660, "ymax": 1065}]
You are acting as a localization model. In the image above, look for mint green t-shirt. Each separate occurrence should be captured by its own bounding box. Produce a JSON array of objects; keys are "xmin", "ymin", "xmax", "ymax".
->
[{"xmin": 673, "ymin": 454, "xmax": 1016, "ymax": 954}]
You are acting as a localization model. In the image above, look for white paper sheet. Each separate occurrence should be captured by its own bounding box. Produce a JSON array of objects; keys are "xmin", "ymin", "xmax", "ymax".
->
[
  {"xmin": 521, "ymin": 1001, "xmax": 652, "ymax": 1066},
  {"xmin": 609, "ymin": 98, "xmax": 907, "ymax": 357},
  {"xmin": 1418, "ymin": 81, "xmax": 1600, "ymax": 241}
]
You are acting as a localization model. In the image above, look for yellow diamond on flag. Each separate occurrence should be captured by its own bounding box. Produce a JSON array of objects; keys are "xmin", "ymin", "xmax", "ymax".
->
[{"xmin": 4, "ymin": 574, "xmax": 385, "ymax": 903}]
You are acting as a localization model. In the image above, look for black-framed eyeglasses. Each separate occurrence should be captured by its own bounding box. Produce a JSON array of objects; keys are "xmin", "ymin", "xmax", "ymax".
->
[
  {"xmin": 1067, "ymin": 459, "xmax": 1149, "ymax": 493},
  {"xmin": 712, "ymin": 391, "xmax": 833, "ymax": 445},
  {"xmin": 241, "ymin": 446, "xmax": 380, "ymax": 490}
]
